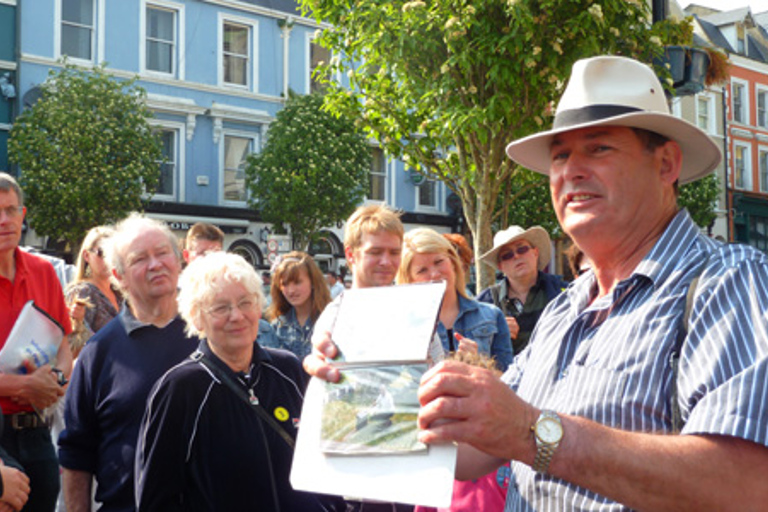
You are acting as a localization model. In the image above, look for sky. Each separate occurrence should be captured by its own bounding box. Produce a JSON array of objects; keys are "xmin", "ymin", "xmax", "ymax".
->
[{"xmin": 682, "ymin": 0, "xmax": 768, "ymax": 13}]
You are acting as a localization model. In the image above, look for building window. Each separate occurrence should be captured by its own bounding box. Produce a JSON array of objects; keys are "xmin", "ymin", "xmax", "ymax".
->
[
  {"xmin": 759, "ymin": 90, "xmax": 768, "ymax": 129},
  {"xmin": 697, "ymin": 96, "xmax": 711, "ymax": 132},
  {"xmin": 369, "ymin": 147, "xmax": 386, "ymax": 201},
  {"xmin": 309, "ymin": 39, "xmax": 330, "ymax": 93},
  {"xmin": 146, "ymin": 6, "xmax": 176, "ymax": 74},
  {"xmin": 417, "ymin": 177, "xmax": 437, "ymax": 210},
  {"xmin": 223, "ymin": 22, "xmax": 249, "ymax": 87},
  {"xmin": 760, "ymin": 149, "xmax": 768, "ymax": 194},
  {"xmin": 223, "ymin": 135, "xmax": 252, "ymax": 203},
  {"xmin": 734, "ymin": 144, "xmax": 751, "ymax": 190},
  {"xmin": 733, "ymin": 82, "xmax": 746, "ymax": 124},
  {"xmin": 155, "ymin": 129, "xmax": 177, "ymax": 197},
  {"xmin": 61, "ymin": 0, "xmax": 94, "ymax": 61},
  {"xmin": 749, "ymin": 216, "xmax": 768, "ymax": 253}
]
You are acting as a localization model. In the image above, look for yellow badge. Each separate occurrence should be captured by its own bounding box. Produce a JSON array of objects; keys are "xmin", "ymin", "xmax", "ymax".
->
[{"xmin": 274, "ymin": 406, "xmax": 289, "ymax": 422}]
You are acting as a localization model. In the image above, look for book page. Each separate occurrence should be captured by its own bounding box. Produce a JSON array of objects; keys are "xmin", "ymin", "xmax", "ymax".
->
[
  {"xmin": 332, "ymin": 281, "xmax": 446, "ymax": 364},
  {"xmin": 291, "ymin": 281, "xmax": 456, "ymax": 507}
]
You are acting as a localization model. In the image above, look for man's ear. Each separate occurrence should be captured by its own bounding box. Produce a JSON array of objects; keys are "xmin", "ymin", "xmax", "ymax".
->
[
  {"xmin": 344, "ymin": 246, "xmax": 356, "ymax": 266},
  {"xmin": 658, "ymin": 140, "xmax": 683, "ymax": 185}
]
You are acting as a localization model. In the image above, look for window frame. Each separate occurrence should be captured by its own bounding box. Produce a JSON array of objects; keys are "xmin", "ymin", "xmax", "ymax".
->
[
  {"xmin": 759, "ymin": 146, "xmax": 768, "ymax": 194},
  {"xmin": 56, "ymin": 0, "xmax": 104, "ymax": 64},
  {"xmin": 732, "ymin": 79, "xmax": 749, "ymax": 125},
  {"xmin": 306, "ymin": 33, "xmax": 332, "ymax": 94},
  {"xmin": 220, "ymin": 130, "xmax": 259, "ymax": 207},
  {"xmin": 733, "ymin": 141, "xmax": 752, "ymax": 191},
  {"xmin": 367, "ymin": 146, "xmax": 387, "ymax": 203},
  {"xmin": 140, "ymin": 0, "xmax": 185, "ymax": 80},
  {"xmin": 415, "ymin": 174, "xmax": 440, "ymax": 213},
  {"xmin": 695, "ymin": 93, "xmax": 716, "ymax": 134},
  {"xmin": 218, "ymin": 14, "xmax": 258, "ymax": 91},
  {"xmin": 146, "ymin": 119, "xmax": 185, "ymax": 202}
]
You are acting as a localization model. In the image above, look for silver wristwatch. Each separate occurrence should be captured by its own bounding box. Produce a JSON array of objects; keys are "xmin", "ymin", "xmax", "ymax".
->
[{"xmin": 532, "ymin": 410, "xmax": 563, "ymax": 474}]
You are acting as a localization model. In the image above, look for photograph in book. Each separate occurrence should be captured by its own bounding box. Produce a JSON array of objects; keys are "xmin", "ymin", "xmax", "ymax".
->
[{"xmin": 321, "ymin": 364, "xmax": 428, "ymax": 455}]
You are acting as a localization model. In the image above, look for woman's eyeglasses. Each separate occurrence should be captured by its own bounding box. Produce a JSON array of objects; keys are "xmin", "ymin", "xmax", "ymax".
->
[
  {"xmin": 499, "ymin": 245, "xmax": 532, "ymax": 262},
  {"xmin": 91, "ymin": 248, "xmax": 105, "ymax": 258},
  {"xmin": 205, "ymin": 297, "xmax": 257, "ymax": 319}
]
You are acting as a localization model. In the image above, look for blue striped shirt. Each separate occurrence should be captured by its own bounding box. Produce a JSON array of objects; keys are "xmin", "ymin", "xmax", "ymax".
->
[{"xmin": 503, "ymin": 209, "xmax": 768, "ymax": 511}]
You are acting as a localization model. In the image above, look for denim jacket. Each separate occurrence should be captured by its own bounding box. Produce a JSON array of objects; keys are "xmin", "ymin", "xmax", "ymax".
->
[
  {"xmin": 267, "ymin": 308, "xmax": 315, "ymax": 361},
  {"xmin": 436, "ymin": 294, "xmax": 513, "ymax": 371}
]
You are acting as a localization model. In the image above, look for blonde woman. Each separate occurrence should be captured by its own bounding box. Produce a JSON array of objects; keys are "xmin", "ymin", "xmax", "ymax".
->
[
  {"xmin": 66, "ymin": 226, "xmax": 123, "ymax": 355},
  {"xmin": 396, "ymin": 228, "xmax": 512, "ymax": 371},
  {"xmin": 399, "ymin": 229, "xmax": 512, "ymax": 512}
]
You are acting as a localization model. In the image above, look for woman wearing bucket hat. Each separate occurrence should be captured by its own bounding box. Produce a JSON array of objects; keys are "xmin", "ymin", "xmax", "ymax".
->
[{"xmin": 476, "ymin": 225, "xmax": 566, "ymax": 354}]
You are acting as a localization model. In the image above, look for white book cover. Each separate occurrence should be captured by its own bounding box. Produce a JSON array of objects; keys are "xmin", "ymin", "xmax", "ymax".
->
[
  {"xmin": 0, "ymin": 300, "xmax": 64, "ymax": 373},
  {"xmin": 291, "ymin": 281, "xmax": 457, "ymax": 507}
]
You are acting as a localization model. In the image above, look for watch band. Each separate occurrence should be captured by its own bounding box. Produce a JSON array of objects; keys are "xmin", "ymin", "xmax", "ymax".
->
[{"xmin": 532, "ymin": 410, "xmax": 563, "ymax": 474}]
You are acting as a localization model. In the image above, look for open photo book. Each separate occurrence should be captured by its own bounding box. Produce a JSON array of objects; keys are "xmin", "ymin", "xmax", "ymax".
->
[
  {"xmin": 0, "ymin": 300, "xmax": 64, "ymax": 373},
  {"xmin": 291, "ymin": 281, "xmax": 458, "ymax": 507}
]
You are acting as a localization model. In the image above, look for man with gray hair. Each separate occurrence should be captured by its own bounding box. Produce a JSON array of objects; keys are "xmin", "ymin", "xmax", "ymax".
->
[
  {"xmin": 58, "ymin": 213, "xmax": 198, "ymax": 512},
  {"xmin": 0, "ymin": 171, "xmax": 71, "ymax": 512}
]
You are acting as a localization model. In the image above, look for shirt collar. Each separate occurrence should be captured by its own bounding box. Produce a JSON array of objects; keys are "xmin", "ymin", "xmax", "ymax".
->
[
  {"xmin": 565, "ymin": 209, "xmax": 701, "ymax": 314},
  {"xmin": 119, "ymin": 301, "xmax": 180, "ymax": 334},
  {"xmin": 632, "ymin": 209, "xmax": 702, "ymax": 289}
]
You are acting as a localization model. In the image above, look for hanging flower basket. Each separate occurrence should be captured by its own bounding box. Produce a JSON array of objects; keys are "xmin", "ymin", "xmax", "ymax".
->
[{"xmin": 656, "ymin": 45, "xmax": 711, "ymax": 97}]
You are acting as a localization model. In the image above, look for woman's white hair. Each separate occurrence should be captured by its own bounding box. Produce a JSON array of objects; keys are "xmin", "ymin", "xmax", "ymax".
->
[{"xmin": 177, "ymin": 251, "xmax": 264, "ymax": 338}]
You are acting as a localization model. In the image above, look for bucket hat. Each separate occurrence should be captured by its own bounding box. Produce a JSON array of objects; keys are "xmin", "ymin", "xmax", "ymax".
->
[
  {"xmin": 480, "ymin": 225, "xmax": 551, "ymax": 271},
  {"xmin": 505, "ymin": 55, "xmax": 722, "ymax": 184}
]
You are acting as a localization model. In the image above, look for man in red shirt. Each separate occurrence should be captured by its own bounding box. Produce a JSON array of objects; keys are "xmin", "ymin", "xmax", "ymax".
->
[{"xmin": 0, "ymin": 172, "xmax": 73, "ymax": 512}]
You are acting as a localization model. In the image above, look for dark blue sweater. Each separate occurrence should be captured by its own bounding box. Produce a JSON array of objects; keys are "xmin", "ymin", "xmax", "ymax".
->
[{"xmin": 58, "ymin": 312, "xmax": 199, "ymax": 512}]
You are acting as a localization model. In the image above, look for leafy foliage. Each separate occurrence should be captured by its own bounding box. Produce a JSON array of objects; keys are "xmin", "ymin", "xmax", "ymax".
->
[
  {"xmin": 680, "ymin": 173, "xmax": 720, "ymax": 229},
  {"xmin": 8, "ymin": 64, "xmax": 161, "ymax": 251},
  {"xmin": 246, "ymin": 92, "xmax": 369, "ymax": 250},
  {"xmin": 301, "ymin": 0, "xmax": 693, "ymax": 288}
]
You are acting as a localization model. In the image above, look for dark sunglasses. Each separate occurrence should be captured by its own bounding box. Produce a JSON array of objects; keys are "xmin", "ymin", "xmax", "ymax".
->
[
  {"xmin": 499, "ymin": 245, "xmax": 532, "ymax": 262},
  {"xmin": 91, "ymin": 247, "xmax": 105, "ymax": 258}
]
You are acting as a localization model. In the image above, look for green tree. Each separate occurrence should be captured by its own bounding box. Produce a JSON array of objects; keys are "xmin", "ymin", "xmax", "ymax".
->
[
  {"xmin": 9, "ymin": 64, "xmax": 161, "ymax": 252},
  {"xmin": 679, "ymin": 174, "xmax": 720, "ymax": 230},
  {"xmin": 302, "ymin": 0, "xmax": 692, "ymax": 289},
  {"xmin": 246, "ymin": 92, "xmax": 370, "ymax": 250}
]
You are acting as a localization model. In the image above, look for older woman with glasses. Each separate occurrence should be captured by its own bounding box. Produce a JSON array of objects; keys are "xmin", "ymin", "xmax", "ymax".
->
[
  {"xmin": 397, "ymin": 228, "xmax": 513, "ymax": 372},
  {"xmin": 135, "ymin": 252, "xmax": 341, "ymax": 512}
]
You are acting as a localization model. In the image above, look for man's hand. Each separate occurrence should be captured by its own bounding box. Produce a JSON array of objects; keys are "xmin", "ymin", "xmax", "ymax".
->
[
  {"xmin": 15, "ymin": 365, "xmax": 65, "ymax": 409},
  {"xmin": 302, "ymin": 330, "xmax": 341, "ymax": 383},
  {"xmin": 505, "ymin": 317, "xmax": 519, "ymax": 340},
  {"xmin": 417, "ymin": 360, "xmax": 537, "ymax": 463},
  {"xmin": 0, "ymin": 464, "xmax": 30, "ymax": 512}
]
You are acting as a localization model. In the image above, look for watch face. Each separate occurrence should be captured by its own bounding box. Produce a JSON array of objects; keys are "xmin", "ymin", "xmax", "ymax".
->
[{"xmin": 537, "ymin": 417, "xmax": 563, "ymax": 444}]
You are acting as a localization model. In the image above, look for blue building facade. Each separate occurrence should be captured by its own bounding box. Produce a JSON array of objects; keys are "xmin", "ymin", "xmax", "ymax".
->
[
  {"xmin": 0, "ymin": 0, "xmax": 16, "ymax": 170},
  {"xmin": 10, "ymin": 0, "xmax": 458, "ymax": 269}
]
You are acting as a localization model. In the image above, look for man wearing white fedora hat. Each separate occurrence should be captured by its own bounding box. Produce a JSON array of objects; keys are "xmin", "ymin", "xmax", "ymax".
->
[
  {"xmin": 476, "ymin": 225, "xmax": 566, "ymax": 354},
  {"xmin": 412, "ymin": 55, "xmax": 768, "ymax": 509}
]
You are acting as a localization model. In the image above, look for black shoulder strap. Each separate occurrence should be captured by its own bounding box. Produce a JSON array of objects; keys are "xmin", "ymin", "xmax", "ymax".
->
[{"xmin": 193, "ymin": 350, "xmax": 295, "ymax": 448}]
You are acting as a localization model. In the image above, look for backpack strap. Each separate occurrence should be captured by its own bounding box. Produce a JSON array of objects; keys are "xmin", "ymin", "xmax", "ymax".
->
[{"xmin": 670, "ymin": 261, "xmax": 705, "ymax": 433}]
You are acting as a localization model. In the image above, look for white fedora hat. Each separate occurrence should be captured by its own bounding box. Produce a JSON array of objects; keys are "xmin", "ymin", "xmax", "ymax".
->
[
  {"xmin": 480, "ymin": 225, "xmax": 551, "ymax": 271},
  {"xmin": 506, "ymin": 55, "xmax": 721, "ymax": 185}
]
